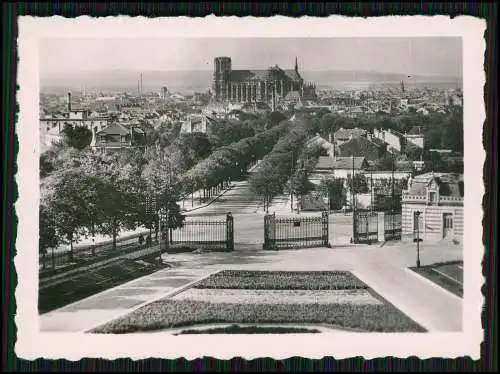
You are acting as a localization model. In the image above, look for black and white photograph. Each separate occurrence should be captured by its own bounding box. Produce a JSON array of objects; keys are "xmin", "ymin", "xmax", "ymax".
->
[{"xmin": 15, "ymin": 16, "xmax": 484, "ymax": 360}]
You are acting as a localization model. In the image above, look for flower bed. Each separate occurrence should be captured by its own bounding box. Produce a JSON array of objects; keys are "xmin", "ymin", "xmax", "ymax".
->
[
  {"xmin": 91, "ymin": 299, "xmax": 425, "ymax": 334},
  {"xmin": 193, "ymin": 270, "xmax": 368, "ymax": 290},
  {"xmin": 172, "ymin": 288, "xmax": 382, "ymax": 305}
]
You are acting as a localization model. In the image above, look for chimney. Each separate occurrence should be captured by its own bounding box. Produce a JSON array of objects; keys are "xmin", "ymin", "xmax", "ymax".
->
[
  {"xmin": 67, "ymin": 92, "xmax": 72, "ymax": 112},
  {"xmin": 90, "ymin": 126, "xmax": 97, "ymax": 148},
  {"xmin": 130, "ymin": 125, "xmax": 134, "ymax": 145}
]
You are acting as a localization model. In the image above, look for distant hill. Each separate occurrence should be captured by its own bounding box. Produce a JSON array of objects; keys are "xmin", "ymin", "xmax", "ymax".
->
[{"xmin": 41, "ymin": 69, "xmax": 462, "ymax": 93}]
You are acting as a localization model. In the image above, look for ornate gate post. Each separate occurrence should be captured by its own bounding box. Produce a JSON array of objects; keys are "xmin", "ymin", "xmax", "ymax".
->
[
  {"xmin": 352, "ymin": 211, "xmax": 357, "ymax": 244},
  {"xmin": 263, "ymin": 214, "xmax": 276, "ymax": 250},
  {"xmin": 263, "ymin": 214, "xmax": 270, "ymax": 250},
  {"xmin": 322, "ymin": 211, "xmax": 330, "ymax": 247},
  {"xmin": 226, "ymin": 213, "xmax": 234, "ymax": 251}
]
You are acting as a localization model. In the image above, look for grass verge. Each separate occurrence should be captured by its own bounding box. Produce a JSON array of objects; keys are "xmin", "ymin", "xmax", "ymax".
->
[
  {"xmin": 38, "ymin": 256, "xmax": 169, "ymax": 314},
  {"xmin": 409, "ymin": 263, "xmax": 463, "ymax": 298}
]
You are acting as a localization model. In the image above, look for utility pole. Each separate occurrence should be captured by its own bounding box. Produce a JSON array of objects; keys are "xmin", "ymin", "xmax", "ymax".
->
[
  {"xmin": 352, "ymin": 155, "xmax": 355, "ymax": 215},
  {"xmin": 290, "ymin": 150, "xmax": 294, "ymax": 212},
  {"xmin": 370, "ymin": 169, "xmax": 373, "ymax": 212},
  {"xmin": 391, "ymin": 153, "xmax": 395, "ymax": 214}
]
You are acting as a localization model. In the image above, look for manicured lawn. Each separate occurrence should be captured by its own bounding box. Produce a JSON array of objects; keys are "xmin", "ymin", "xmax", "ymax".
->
[
  {"xmin": 410, "ymin": 261, "xmax": 463, "ymax": 298},
  {"xmin": 91, "ymin": 270, "xmax": 426, "ymax": 334},
  {"xmin": 193, "ymin": 270, "xmax": 368, "ymax": 290},
  {"xmin": 39, "ymin": 256, "xmax": 169, "ymax": 313}
]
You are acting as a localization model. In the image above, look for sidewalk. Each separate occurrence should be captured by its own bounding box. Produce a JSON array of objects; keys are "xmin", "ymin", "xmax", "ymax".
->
[
  {"xmin": 178, "ymin": 183, "xmax": 235, "ymax": 213},
  {"xmin": 178, "ymin": 160, "xmax": 262, "ymax": 213}
]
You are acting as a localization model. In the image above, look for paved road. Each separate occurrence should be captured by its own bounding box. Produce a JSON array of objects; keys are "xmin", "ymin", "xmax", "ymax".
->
[
  {"xmin": 184, "ymin": 178, "xmax": 353, "ymax": 248},
  {"xmin": 185, "ymin": 179, "xmax": 266, "ymax": 248}
]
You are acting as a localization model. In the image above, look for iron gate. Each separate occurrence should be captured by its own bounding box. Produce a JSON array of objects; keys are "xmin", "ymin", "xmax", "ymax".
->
[
  {"xmin": 168, "ymin": 213, "xmax": 234, "ymax": 252},
  {"xmin": 263, "ymin": 212, "xmax": 330, "ymax": 250},
  {"xmin": 353, "ymin": 212, "xmax": 378, "ymax": 244},
  {"xmin": 384, "ymin": 212, "xmax": 402, "ymax": 241}
]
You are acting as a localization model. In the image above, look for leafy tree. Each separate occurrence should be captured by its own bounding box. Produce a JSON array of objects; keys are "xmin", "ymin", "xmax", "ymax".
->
[
  {"xmin": 266, "ymin": 111, "xmax": 286, "ymax": 129},
  {"xmin": 61, "ymin": 124, "xmax": 92, "ymax": 150},
  {"xmin": 319, "ymin": 177, "xmax": 346, "ymax": 210},
  {"xmin": 346, "ymin": 173, "xmax": 369, "ymax": 194},
  {"xmin": 39, "ymin": 204, "xmax": 59, "ymax": 269},
  {"xmin": 208, "ymin": 120, "xmax": 255, "ymax": 148},
  {"xmin": 41, "ymin": 170, "xmax": 96, "ymax": 256}
]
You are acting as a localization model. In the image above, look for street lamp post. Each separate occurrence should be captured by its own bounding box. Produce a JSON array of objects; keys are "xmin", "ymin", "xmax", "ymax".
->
[{"xmin": 415, "ymin": 211, "xmax": 421, "ymax": 268}]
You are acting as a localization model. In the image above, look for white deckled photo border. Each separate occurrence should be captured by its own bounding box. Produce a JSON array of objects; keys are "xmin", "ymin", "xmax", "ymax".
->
[{"xmin": 15, "ymin": 15, "xmax": 486, "ymax": 360}]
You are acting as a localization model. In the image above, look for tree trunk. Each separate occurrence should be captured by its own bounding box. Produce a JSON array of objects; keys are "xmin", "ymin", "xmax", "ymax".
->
[
  {"xmin": 112, "ymin": 218, "xmax": 117, "ymax": 250},
  {"xmin": 51, "ymin": 247, "xmax": 55, "ymax": 271},
  {"xmin": 70, "ymin": 239, "xmax": 73, "ymax": 261}
]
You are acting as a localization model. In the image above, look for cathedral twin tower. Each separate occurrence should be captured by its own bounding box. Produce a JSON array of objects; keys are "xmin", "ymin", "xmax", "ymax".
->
[{"xmin": 212, "ymin": 56, "xmax": 316, "ymax": 104}]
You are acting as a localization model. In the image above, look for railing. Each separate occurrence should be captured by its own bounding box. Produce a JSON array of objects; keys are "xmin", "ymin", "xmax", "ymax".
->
[
  {"xmin": 263, "ymin": 212, "xmax": 329, "ymax": 250},
  {"xmin": 39, "ymin": 230, "xmax": 152, "ymax": 275},
  {"xmin": 353, "ymin": 212, "xmax": 378, "ymax": 244},
  {"xmin": 169, "ymin": 213, "xmax": 234, "ymax": 252}
]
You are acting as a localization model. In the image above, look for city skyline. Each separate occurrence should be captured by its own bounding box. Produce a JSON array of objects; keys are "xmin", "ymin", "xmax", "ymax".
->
[{"xmin": 40, "ymin": 37, "xmax": 463, "ymax": 79}]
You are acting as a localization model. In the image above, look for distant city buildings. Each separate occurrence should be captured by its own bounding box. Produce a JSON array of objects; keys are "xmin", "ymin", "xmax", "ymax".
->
[{"xmin": 40, "ymin": 92, "xmax": 109, "ymax": 147}]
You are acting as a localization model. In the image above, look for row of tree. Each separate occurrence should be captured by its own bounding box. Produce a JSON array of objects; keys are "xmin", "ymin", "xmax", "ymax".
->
[
  {"xmin": 248, "ymin": 119, "xmax": 312, "ymax": 212},
  {"xmin": 39, "ymin": 147, "xmax": 186, "ymax": 257},
  {"xmin": 181, "ymin": 121, "xmax": 290, "ymax": 198}
]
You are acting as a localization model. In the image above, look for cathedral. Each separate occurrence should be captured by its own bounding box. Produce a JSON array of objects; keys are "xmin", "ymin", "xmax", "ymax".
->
[{"xmin": 212, "ymin": 56, "xmax": 316, "ymax": 106}]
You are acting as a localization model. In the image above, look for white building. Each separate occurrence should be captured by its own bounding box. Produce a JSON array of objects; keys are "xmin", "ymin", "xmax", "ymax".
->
[
  {"xmin": 40, "ymin": 93, "xmax": 109, "ymax": 147},
  {"xmin": 401, "ymin": 172, "xmax": 464, "ymax": 243}
]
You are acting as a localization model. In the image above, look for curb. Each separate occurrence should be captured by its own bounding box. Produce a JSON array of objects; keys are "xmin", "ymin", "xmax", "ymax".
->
[
  {"xmin": 81, "ymin": 268, "xmax": 222, "ymax": 333},
  {"xmin": 403, "ymin": 267, "xmax": 463, "ymax": 302},
  {"xmin": 180, "ymin": 184, "xmax": 235, "ymax": 213}
]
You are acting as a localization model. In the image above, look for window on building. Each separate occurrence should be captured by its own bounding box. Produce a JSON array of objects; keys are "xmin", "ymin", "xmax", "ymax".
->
[{"xmin": 428, "ymin": 191, "xmax": 437, "ymax": 204}]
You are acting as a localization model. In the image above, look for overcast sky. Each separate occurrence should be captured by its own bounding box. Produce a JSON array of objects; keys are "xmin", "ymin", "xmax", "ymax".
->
[{"xmin": 40, "ymin": 37, "xmax": 462, "ymax": 78}]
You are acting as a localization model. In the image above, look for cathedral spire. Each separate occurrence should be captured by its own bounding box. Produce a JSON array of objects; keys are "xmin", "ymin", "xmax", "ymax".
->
[{"xmin": 295, "ymin": 56, "xmax": 298, "ymax": 72}]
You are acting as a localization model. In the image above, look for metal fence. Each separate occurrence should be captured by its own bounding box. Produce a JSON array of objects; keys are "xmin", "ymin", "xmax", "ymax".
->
[
  {"xmin": 263, "ymin": 212, "xmax": 330, "ymax": 250},
  {"xmin": 384, "ymin": 212, "xmax": 402, "ymax": 241},
  {"xmin": 39, "ymin": 230, "xmax": 152, "ymax": 275},
  {"xmin": 353, "ymin": 212, "xmax": 378, "ymax": 244},
  {"xmin": 169, "ymin": 213, "xmax": 234, "ymax": 251}
]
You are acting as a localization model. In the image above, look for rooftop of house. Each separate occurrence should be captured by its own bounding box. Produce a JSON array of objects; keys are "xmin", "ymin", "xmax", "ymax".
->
[
  {"xmin": 306, "ymin": 135, "xmax": 334, "ymax": 153},
  {"xmin": 315, "ymin": 156, "xmax": 367, "ymax": 170},
  {"xmin": 406, "ymin": 126, "xmax": 424, "ymax": 136},
  {"xmin": 315, "ymin": 156, "xmax": 334, "ymax": 170},
  {"xmin": 406, "ymin": 172, "xmax": 464, "ymax": 197},
  {"xmin": 332, "ymin": 156, "xmax": 367, "ymax": 170},
  {"xmin": 334, "ymin": 127, "xmax": 367, "ymax": 140},
  {"xmin": 96, "ymin": 123, "xmax": 145, "ymax": 136},
  {"xmin": 230, "ymin": 68, "xmax": 303, "ymax": 83}
]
